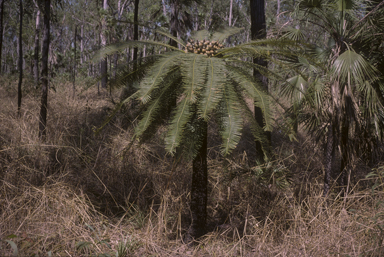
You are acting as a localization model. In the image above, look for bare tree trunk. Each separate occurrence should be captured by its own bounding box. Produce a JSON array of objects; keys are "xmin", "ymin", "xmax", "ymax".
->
[
  {"xmin": 80, "ymin": 24, "xmax": 83, "ymax": 64},
  {"xmin": 100, "ymin": 0, "xmax": 108, "ymax": 89},
  {"xmin": 17, "ymin": 0, "xmax": 23, "ymax": 116},
  {"xmin": 0, "ymin": 0, "xmax": 5, "ymax": 74},
  {"xmin": 39, "ymin": 0, "xmax": 50, "ymax": 139},
  {"xmin": 250, "ymin": 0, "xmax": 270, "ymax": 163},
  {"xmin": 73, "ymin": 25, "xmax": 77, "ymax": 98},
  {"xmin": 33, "ymin": 1, "xmax": 41, "ymax": 89},
  {"xmin": 133, "ymin": 0, "xmax": 139, "ymax": 61},
  {"xmin": 229, "ymin": 0, "xmax": 233, "ymax": 26}
]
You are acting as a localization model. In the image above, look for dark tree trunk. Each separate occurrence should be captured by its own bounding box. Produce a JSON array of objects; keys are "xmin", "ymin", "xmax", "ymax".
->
[
  {"xmin": 33, "ymin": 3, "xmax": 41, "ymax": 89},
  {"xmin": 339, "ymin": 121, "xmax": 349, "ymax": 195},
  {"xmin": 73, "ymin": 25, "xmax": 77, "ymax": 98},
  {"xmin": 133, "ymin": 0, "xmax": 139, "ymax": 61},
  {"xmin": 38, "ymin": 0, "xmax": 50, "ymax": 139},
  {"xmin": 100, "ymin": 0, "xmax": 108, "ymax": 89},
  {"xmin": 17, "ymin": 0, "xmax": 23, "ymax": 116},
  {"xmin": 169, "ymin": 0, "xmax": 179, "ymax": 48},
  {"xmin": 0, "ymin": 0, "xmax": 5, "ymax": 74},
  {"xmin": 250, "ymin": 0, "xmax": 270, "ymax": 163},
  {"xmin": 323, "ymin": 124, "xmax": 335, "ymax": 196},
  {"xmin": 184, "ymin": 120, "xmax": 208, "ymax": 243}
]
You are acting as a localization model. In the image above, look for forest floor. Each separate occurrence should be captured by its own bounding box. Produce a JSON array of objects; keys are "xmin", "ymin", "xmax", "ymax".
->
[{"xmin": 1, "ymin": 77, "xmax": 384, "ymax": 256}]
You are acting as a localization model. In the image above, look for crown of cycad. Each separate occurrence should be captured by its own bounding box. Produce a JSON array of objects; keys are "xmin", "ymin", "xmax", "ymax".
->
[{"xmin": 184, "ymin": 39, "xmax": 224, "ymax": 57}]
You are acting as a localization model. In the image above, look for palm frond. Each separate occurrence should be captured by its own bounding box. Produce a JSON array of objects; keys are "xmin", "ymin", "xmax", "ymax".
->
[{"xmin": 333, "ymin": 49, "xmax": 378, "ymax": 84}]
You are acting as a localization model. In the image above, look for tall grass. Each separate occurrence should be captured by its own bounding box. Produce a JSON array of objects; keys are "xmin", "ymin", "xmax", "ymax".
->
[{"xmin": 1, "ymin": 79, "xmax": 384, "ymax": 256}]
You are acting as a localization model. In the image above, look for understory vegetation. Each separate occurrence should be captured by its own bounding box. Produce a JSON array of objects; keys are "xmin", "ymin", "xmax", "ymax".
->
[{"xmin": 1, "ymin": 77, "xmax": 384, "ymax": 256}]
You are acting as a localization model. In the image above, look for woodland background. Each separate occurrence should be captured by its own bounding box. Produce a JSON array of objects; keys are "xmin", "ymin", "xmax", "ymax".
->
[{"xmin": 1, "ymin": 0, "xmax": 384, "ymax": 256}]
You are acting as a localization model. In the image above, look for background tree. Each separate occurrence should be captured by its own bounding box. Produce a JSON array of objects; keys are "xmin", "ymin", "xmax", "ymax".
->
[
  {"xmin": 250, "ymin": 0, "xmax": 270, "ymax": 163},
  {"xmin": 17, "ymin": 0, "xmax": 23, "ymax": 116},
  {"xmin": 38, "ymin": 0, "xmax": 50, "ymax": 138},
  {"xmin": 0, "ymin": 0, "xmax": 5, "ymax": 73}
]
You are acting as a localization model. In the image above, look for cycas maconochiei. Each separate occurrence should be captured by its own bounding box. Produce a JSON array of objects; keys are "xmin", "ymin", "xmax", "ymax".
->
[{"xmin": 95, "ymin": 27, "xmax": 303, "ymax": 241}]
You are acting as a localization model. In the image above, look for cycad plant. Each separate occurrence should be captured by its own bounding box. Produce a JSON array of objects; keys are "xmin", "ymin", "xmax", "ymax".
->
[
  {"xmin": 280, "ymin": 0, "xmax": 384, "ymax": 196},
  {"xmin": 96, "ymin": 27, "xmax": 301, "ymax": 241}
]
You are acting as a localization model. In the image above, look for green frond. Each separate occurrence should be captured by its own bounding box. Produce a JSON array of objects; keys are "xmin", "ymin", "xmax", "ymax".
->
[
  {"xmin": 165, "ymin": 98, "xmax": 193, "ymax": 155},
  {"xmin": 333, "ymin": 50, "xmax": 378, "ymax": 84},
  {"xmin": 217, "ymin": 83, "xmax": 243, "ymax": 155},
  {"xmin": 93, "ymin": 40, "xmax": 182, "ymax": 63},
  {"xmin": 179, "ymin": 54, "xmax": 209, "ymax": 103},
  {"xmin": 137, "ymin": 52, "xmax": 183, "ymax": 104},
  {"xmin": 191, "ymin": 30, "xmax": 211, "ymax": 41},
  {"xmin": 198, "ymin": 58, "xmax": 227, "ymax": 120},
  {"xmin": 154, "ymin": 29, "xmax": 186, "ymax": 47},
  {"xmin": 281, "ymin": 27, "xmax": 306, "ymax": 41},
  {"xmin": 134, "ymin": 77, "xmax": 179, "ymax": 138},
  {"xmin": 227, "ymin": 66, "xmax": 273, "ymax": 131},
  {"xmin": 210, "ymin": 27, "xmax": 244, "ymax": 42}
]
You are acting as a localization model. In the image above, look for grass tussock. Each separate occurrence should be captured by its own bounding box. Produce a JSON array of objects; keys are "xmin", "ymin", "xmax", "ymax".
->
[{"xmin": 1, "ymin": 79, "xmax": 384, "ymax": 256}]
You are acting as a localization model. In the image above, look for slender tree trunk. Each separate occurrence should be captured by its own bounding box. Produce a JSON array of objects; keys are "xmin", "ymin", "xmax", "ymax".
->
[
  {"xmin": 33, "ymin": 2, "xmax": 41, "ymax": 89},
  {"xmin": 133, "ymin": 0, "xmax": 139, "ymax": 61},
  {"xmin": 100, "ymin": 0, "xmax": 108, "ymax": 88},
  {"xmin": 229, "ymin": 0, "xmax": 233, "ymax": 26},
  {"xmin": 339, "ymin": 120, "xmax": 349, "ymax": 195},
  {"xmin": 250, "ymin": 0, "xmax": 270, "ymax": 163},
  {"xmin": 0, "ymin": 0, "xmax": 5, "ymax": 74},
  {"xmin": 39, "ymin": 0, "xmax": 50, "ymax": 139},
  {"xmin": 185, "ymin": 120, "xmax": 208, "ymax": 243},
  {"xmin": 73, "ymin": 25, "xmax": 77, "ymax": 98},
  {"xmin": 17, "ymin": 0, "xmax": 23, "ymax": 116},
  {"xmin": 324, "ymin": 124, "xmax": 335, "ymax": 196}
]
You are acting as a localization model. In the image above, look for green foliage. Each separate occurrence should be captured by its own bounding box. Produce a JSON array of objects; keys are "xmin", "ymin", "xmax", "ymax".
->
[{"xmin": 96, "ymin": 28, "xmax": 299, "ymax": 160}]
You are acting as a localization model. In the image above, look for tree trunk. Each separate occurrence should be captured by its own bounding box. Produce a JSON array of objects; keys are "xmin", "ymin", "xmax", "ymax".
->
[
  {"xmin": 250, "ymin": 0, "xmax": 270, "ymax": 163},
  {"xmin": 323, "ymin": 124, "xmax": 335, "ymax": 196},
  {"xmin": 185, "ymin": 120, "xmax": 208, "ymax": 243},
  {"xmin": 73, "ymin": 25, "xmax": 77, "ymax": 98},
  {"xmin": 33, "ymin": 1, "xmax": 41, "ymax": 89},
  {"xmin": 100, "ymin": 0, "xmax": 108, "ymax": 89},
  {"xmin": 339, "ymin": 120, "xmax": 349, "ymax": 195},
  {"xmin": 0, "ymin": 0, "xmax": 5, "ymax": 74},
  {"xmin": 17, "ymin": 0, "xmax": 23, "ymax": 116},
  {"xmin": 39, "ymin": 0, "xmax": 50, "ymax": 139},
  {"xmin": 229, "ymin": 0, "xmax": 233, "ymax": 26},
  {"xmin": 133, "ymin": 0, "xmax": 139, "ymax": 60}
]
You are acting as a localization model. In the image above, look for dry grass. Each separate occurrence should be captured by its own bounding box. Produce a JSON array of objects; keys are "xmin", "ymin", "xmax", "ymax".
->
[{"xmin": 1, "ymin": 78, "xmax": 384, "ymax": 256}]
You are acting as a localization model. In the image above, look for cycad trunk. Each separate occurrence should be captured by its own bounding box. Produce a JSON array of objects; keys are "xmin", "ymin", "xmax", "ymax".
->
[{"xmin": 185, "ymin": 120, "xmax": 208, "ymax": 242}]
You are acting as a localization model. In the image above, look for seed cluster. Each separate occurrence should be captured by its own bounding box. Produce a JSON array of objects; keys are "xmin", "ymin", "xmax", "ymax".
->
[{"xmin": 184, "ymin": 39, "xmax": 224, "ymax": 57}]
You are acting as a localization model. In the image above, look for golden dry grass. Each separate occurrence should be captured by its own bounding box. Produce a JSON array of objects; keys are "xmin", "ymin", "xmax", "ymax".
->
[{"xmin": 1, "ymin": 78, "xmax": 384, "ymax": 256}]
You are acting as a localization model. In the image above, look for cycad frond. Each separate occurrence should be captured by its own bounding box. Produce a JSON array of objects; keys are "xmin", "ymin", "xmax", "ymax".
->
[
  {"xmin": 210, "ymin": 27, "xmax": 244, "ymax": 42},
  {"xmin": 227, "ymin": 66, "xmax": 273, "ymax": 131},
  {"xmin": 165, "ymin": 98, "xmax": 193, "ymax": 154},
  {"xmin": 93, "ymin": 40, "xmax": 182, "ymax": 62},
  {"xmin": 179, "ymin": 54, "xmax": 209, "ymax": 103},
  {"xmin": 137, "ymin": 52, "xmax": 184, "ymax": 103},
  {"xmin": 217, "ymin": 83, "xmax": 243, "ymax": 155},
  {"xmin": 198, "ymin": 58, "xmax": 226, "ymax": 120}
]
